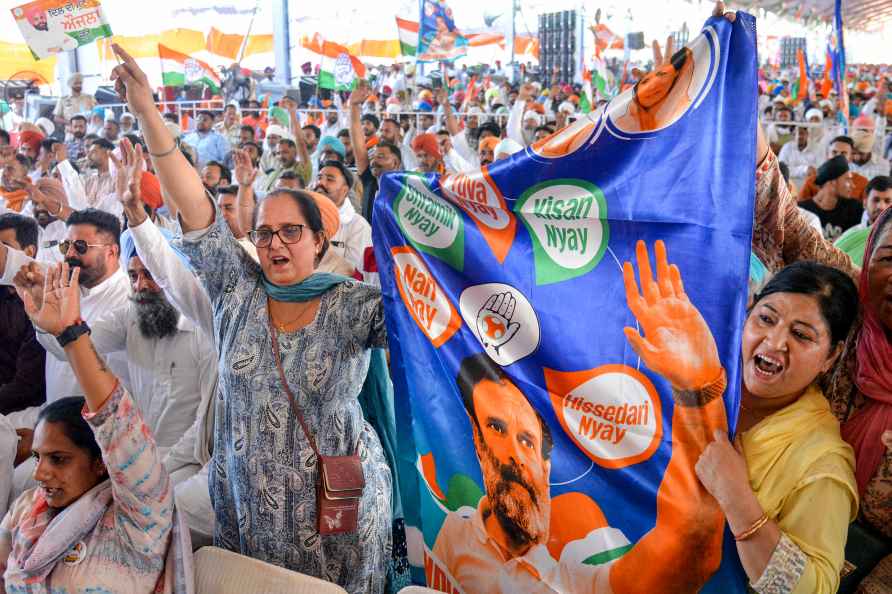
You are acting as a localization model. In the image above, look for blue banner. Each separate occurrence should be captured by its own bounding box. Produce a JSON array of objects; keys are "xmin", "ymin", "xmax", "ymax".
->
[
  {"xmin": 374, "ymin": 13, "xmax": 758, "ymax": 593},
  {"xmin": 417, "ymin": 0, "xmax": 468, "ymax": 63}
]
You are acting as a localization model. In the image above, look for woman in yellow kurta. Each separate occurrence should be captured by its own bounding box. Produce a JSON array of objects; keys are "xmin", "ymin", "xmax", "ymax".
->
[{"xmin": 695, "ymin": 261, "xmax": 859, "ymax": 594}]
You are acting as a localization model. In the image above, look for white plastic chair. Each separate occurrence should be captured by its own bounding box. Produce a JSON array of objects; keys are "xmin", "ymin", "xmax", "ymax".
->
[{"xmin": 193, "ymin": 546, "xmax": 348, "ymax": 594}]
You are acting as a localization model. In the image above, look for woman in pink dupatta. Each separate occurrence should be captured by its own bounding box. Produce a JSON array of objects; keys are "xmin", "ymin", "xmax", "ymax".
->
[{"xmin": 0, "ymin": 262, "xmax": 192, "ymax": 593}]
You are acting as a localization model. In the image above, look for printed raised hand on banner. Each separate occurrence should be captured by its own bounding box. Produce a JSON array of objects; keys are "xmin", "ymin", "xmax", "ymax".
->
[
  {"xmin": 476, "ymin": 292, "xmax": 520, "ymax": 354},
  {"xmin": 622, "ymin": 240, "xmax": 722, "ymax": 391}
]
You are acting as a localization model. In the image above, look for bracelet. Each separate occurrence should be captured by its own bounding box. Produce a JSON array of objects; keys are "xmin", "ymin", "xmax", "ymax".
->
[
  {"xmin": 733, "ymin": 513, "xmax": 769, "ymax": 541},
  {"xmin": 148, "ymin": 142, "xmax": 179, "ymax": 159}
]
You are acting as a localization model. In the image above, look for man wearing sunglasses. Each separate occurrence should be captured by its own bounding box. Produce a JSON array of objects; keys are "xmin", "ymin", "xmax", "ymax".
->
[
  {"xmin": 4, "ymin": 208, "xmax": 131, "ymax": 402},
  {"xmin": 0, "ymin": 208, "xmax": 132, "ymax": 517}
]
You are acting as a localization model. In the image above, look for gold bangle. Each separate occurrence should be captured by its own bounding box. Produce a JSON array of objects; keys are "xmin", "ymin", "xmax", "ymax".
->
[{"xmin": 734, "ymin": 513, "xmax": 769, "ymax": 541}]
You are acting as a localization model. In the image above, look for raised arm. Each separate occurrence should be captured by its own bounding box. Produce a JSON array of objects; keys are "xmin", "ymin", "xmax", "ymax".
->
[
  {"xmin": 348, "ymin": 82, "xmax": 371, "ymax": 174},
  {"xmin": 506, "ymin": 84, "xmax": 533, "ymax": 147},
  {"xmin": 438, "ymin": 89, "xmax": 461, "ymax": 137},
  {"xmin": 233, "ymin": 148, "xmax": 258, "ymax": 235},
  {"xmin": 283, "ymin": 97, "xmax": 312, "ymax": 179},
  {"xmin": 110, "ymin": 43, "xmax": 212, "ymax": 232},
  {"xmin": 20, "ymin": 264, "xmax": 117, "ymax": 411},
  {"xmin": 609, "ymin": 240, "xmax": 726, "ymax": 594}
]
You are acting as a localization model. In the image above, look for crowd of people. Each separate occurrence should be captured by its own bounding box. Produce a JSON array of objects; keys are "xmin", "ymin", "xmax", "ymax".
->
[{"xmin": 0, "ymin": 2, "xmax": 889, "ymax": 593}]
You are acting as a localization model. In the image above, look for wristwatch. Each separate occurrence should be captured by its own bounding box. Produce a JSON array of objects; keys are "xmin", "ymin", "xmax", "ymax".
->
[{"xmin": 56, "ymin": 321, "xmax": 91, "ymax": 348}]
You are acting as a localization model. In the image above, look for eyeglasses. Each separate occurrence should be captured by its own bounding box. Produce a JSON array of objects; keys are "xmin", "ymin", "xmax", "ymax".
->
[
  {"xmin": 58, "ymin": 240, "xmax": 112, "ymax": 255},
  {"xmin": 248, "ymin": 224, "xmax": 305, "ymax": 248}
]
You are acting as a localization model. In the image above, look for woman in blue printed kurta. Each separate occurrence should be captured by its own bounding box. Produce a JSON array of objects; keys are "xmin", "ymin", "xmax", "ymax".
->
[
  {"xmin": 177, "ymin": 208, "xmax": 392, "ymax": 593},
  {"xmin": 111, "ymin": 45, "xmax": 392, "ymax": 592}
]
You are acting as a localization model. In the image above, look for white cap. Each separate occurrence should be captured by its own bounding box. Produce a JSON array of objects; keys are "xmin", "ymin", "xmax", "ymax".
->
[
  {"xmin": 120, "ymin": 112, "xmax": 135, "ymax": 121},
  {"xmin": 385, "ymin": 103, "xmax": 401, "ymax": 115},
  {"xmin": 35, "ymin": 117, "xmax": 55, "ymax": 136},
  {"xmin": 558, "ymin": 101, "xmax": 576, "ymax": 114}
]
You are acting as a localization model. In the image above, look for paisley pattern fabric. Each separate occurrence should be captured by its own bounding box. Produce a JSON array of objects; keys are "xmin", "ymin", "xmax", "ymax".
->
[
  {"xmin": 177, "ymin": 215, "xmax": 392, "ymax": 594},
  {"xmin": 749, "ymin": 533, "xmax": 807, "ymax": 594}
]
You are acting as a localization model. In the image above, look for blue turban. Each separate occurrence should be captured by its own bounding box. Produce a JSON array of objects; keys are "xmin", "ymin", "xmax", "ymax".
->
[
  {"xmin": 318, "ymin": 135, "xmax": 346, "ymax": 159},
  {"xmin": 120, "ymin": 225, "xmax": 193, "ymax": 271}
]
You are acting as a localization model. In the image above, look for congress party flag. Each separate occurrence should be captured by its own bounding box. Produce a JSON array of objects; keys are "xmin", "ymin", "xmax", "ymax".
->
[
  {"xmin": 318, "ymin": 40, "xmax": 367, "ymax": 91},
  {"xmin": 832, "ymin": 0, "xmax": 849, "ymax": 126},
  {"xmin": 374, "ymin": 11, "xmax": 758, "ymax": 594},
  {"xmin": 158, "ymin": 44, "xmax": 221, "ymax": 94},
  {"xmin": 417, "ymin": 0, "xmax": 468, "ymax": 62},
  {"xmin": 396, "ymin": 16, "xmax": 419, "ymax": 57},
  {"xmin": 11, "ymin": 0, "xmax": 112, "ymax": 60}
]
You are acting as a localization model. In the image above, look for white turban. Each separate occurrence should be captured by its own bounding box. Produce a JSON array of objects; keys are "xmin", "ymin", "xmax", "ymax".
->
[
  {"xmin": 385, "ymin": 103, "xmax": 401, "ymax": 115},
  {"xmin": 35, "ymin": 117, "xmax": 55, "ymax": 137},
  {"xmin": 805, "ymin": 108, "xmax": 823, "ymax": 122},
  {"xmin": 265, "ymin": 124, "xmax": 292, "ymax": 141},
  {"xmin": 523, "ymin": 111, "xmax": 543, "ymax": 126},
  {"xmin": 495, "ymin": 138, "xmax": 524, "ymax": 160},
  {"xmin": 558, "ymin": 101, "xmax": 576, "ymax": 114}
]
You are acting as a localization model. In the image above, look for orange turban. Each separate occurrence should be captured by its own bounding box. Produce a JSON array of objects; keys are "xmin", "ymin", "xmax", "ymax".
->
[
  {"xmin": 478, "ymin": 136, "xmax": 500, "ymax": 153},
  {"xmin": 305, "ymin": 190, "xmax": 340, "ymax": 239},
  {"xmin": 17, "ymin": 130, "xmax": 43, "ymax": 154},
  {"xmin": 411, "ymin": 133, "xmax": 442, "ymax": 160},
  {"xmin": 140, "ymin": 171, "xmax": 163, "ymax": 210}
]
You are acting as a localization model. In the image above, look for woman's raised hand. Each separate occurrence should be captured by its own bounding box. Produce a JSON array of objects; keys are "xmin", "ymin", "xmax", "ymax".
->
[
  {"xmin": 110, "ymin": 43, "xmax": 156, "ymax": 118},
  {"xmin": 20, "ymin": 262, "xmax": 82, "ymax": 337}
]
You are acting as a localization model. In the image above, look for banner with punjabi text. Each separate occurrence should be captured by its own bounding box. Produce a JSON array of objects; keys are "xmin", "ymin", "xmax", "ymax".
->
[
  {"xmin": 12, "ymin": 0, "xmax": 112, "ymax": 60},
  {"xmin": 374, "ymin": 12, "xmax": 760, "ymax": 594}
]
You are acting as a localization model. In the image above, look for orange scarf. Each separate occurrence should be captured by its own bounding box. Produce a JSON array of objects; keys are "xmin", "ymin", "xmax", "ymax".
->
[{"xmin": 0, "ymin": 188, "xmax": 28, "ymax": 212}]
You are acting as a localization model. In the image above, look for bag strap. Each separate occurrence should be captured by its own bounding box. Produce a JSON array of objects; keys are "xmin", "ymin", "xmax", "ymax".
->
[
  {"xmin": 269, "ymin": 313, "xmax": 321, "ymax": 457},
  {"xmin": 268, "ymin": 312, "xmax": 359, "ymax": 456}
]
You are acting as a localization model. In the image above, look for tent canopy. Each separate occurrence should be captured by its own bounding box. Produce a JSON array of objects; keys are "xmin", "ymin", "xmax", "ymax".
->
[{"xmin": 733, "ymin": 0, "xmax": 892, "ymax": 30}]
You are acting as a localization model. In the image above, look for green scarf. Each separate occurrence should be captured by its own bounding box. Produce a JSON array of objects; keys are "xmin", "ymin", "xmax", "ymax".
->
[{"xmin": 261, "ymin": 272, "xmax": 350, "ymax": 302}]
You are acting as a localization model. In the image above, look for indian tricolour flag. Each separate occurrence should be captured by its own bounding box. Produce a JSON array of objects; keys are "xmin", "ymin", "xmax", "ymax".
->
[
  {"xmin": 158, "ymin": 44, "xmax": 221, "ymax": 93},
  {"xmin": 579, "ymin": 68, "xmax": 594, "ymax": 114},
  {"xmin": 593, "ymin": 54, "xmax": 609, "ymax": 98},
  {"xmin": 396, "ymin": 17, "xmax": 418, "ymax": 56},
  {"xmin": 318, "ymin": 40, "xmax": 366, "ymax": 91}
]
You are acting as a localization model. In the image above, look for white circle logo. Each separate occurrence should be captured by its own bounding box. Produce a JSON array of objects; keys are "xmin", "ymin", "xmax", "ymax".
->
[
  {"xmin": 459, "ymin": 283, "xmax": 539, "ymax": 366},
  {"xmin": 547, "ymin": 365, "xmax": 662, "ymax": 469}
]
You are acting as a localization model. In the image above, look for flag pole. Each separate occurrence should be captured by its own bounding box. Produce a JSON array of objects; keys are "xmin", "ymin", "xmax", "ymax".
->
[{"xmin": 236, "ymin": 0, "xmax": 261, "ymax": 66}]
